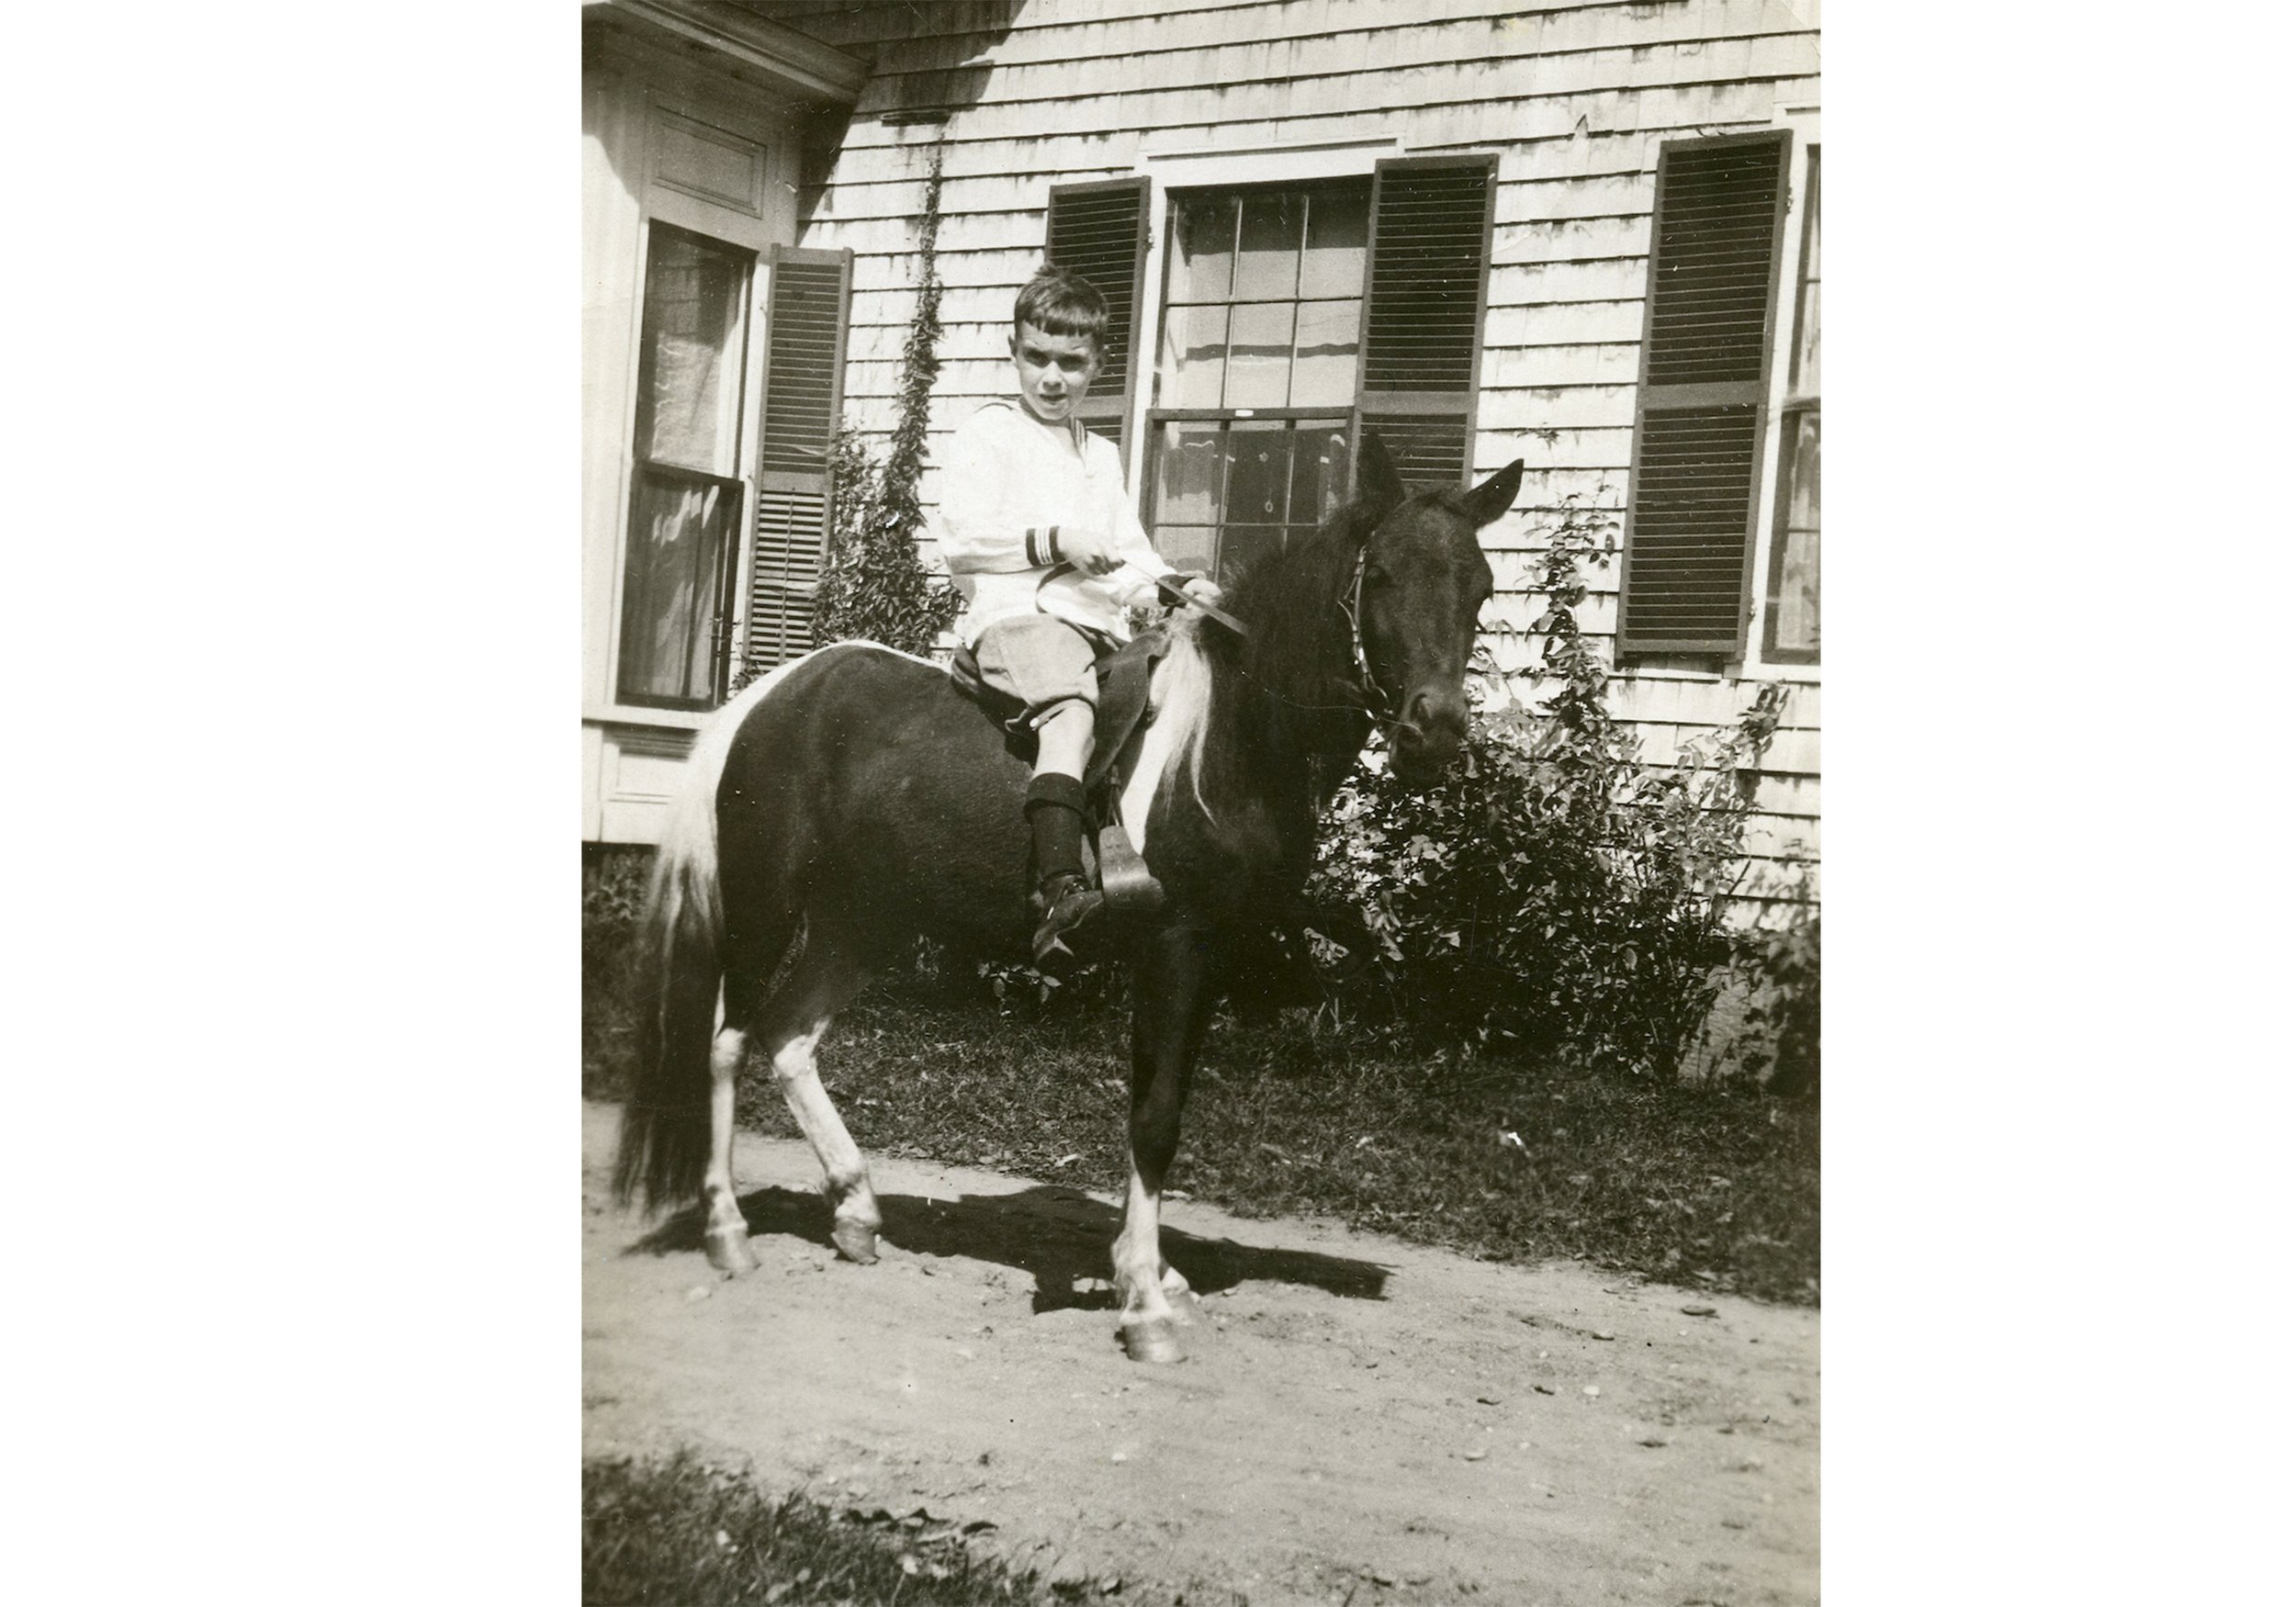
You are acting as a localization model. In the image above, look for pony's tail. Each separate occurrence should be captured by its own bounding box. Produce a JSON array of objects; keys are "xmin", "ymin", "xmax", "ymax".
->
[
  {"xmin": 612, "ymin": 826, "xmax": 722, "ymax": 1211},
  {"xmin": 612, "ymin": 658, "xmax": 805, "ymax": 1210}
]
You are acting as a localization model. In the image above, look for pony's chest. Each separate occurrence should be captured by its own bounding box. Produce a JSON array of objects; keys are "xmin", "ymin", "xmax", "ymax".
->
[{"xmin": 1151, "ymin": 792, "xmax": 1312, "ymax": 907}]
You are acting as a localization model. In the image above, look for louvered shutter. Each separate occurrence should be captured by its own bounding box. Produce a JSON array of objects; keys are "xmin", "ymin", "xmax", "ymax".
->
[
  {"xmin": 1043, "ymin": 178, "xmax": 1150, "ymax": 467},
  {"xmin": 1617, "ymin": 132, "xmax": 1792, "ymax": 656},
  {"xmin": 1356, "ymin": 154, "xmax": 1498, "ymax": 488},
  {"xmin": 745, "ymin": 244, "xmax": 850, "ymax": 677}
]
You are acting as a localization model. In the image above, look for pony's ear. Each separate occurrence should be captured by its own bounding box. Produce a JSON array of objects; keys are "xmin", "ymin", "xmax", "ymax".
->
[
  {"xmin": 1460, "ymin": 459, "xmax": 1524, "ymax": 530},
  {"xmin": 1356, "ymin": 431, "xmax": 1407, "ymax": 521}
]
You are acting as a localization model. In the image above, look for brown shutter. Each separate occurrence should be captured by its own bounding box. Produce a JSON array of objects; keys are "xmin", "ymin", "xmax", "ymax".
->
[
  {"xmin": 1356, "ymin": 154, "xmax": 1498, "ymax": 489},
  {"xmin": 744, "ymin": 244, "xmax": 850, "ymax": 678},
  {"xmin": 1617, "ymin": 132, "xmax": 1792, "ymax": 657},
  {"xmin": 1043, "ymin": 178, "xmax": 1150, "ymax": 468}
]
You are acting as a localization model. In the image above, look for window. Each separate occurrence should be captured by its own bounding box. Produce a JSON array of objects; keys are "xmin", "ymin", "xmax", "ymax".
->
[
  {"xmin": 617, "ymin": 222, "xmax": 752, "ymax": 708},
  {"xmin": 1148, "ymin": 181, "xmax": 1368, "ymax": 581},
  {"xmin": 1616, "ymin": 132, "xmax": 1795, "ymax": 659},
  {"xmin": 1762, "ymin": 147, "xmax": 1818, "ymax": 661},
  {"xmin": 1056, "ymin": 157, "xmax": 1495, "ymax": 590}
]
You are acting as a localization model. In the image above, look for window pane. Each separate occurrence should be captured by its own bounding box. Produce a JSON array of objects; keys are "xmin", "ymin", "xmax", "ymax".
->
[
  {"xmin": 635, "ymin": 226, "xmax": 749, "ymax": 476},
  {"xmin": 1158, "ymin": 304, "xmax": 1229, "ymax": 409},
  {"xmin": 1223, "ymin": 301, "xmax": 1295, "ymax": 408},
  {"xmin": 1156, "ymin": 525, "xmax": 1220, "ymax": 576},
  {"xmin": 1154, "ymin": 422, "xmax": 1223, "ymax": 524},
  {"xmin": 1233, "ymin": 191, "xmax": 1302, "ymax": 301},
  {"xmin": 619, "ymin": 469, "xmax": 737, "ymax": 706},
  {"xmin": 1165, "ymin": 194, "xmax": 1235, "ymax": 304},
  {"xmin": 1299, "ymin": 188, "xmax": 1368, "ymax": 298},
  {"xmin": 1290, "ymin": 299, "xmax": 1361, "ymax": 407},
  {"xmin": 1218, "ymin": 524, "xmax": 1285, "ymax": 583},
  {"xmin": 1288, "ymin": 421, "xmax": 1352, "ymax": 526},
  {"xmin": 1223, "ymin": 422, "xmax": 1292, "ymax": 526},
  {"xmin": 1765, "ymin": 410, "xmax": 1819, "ymax": 657}
]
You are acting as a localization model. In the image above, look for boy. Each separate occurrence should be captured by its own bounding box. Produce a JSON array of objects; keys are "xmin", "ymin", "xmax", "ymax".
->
[{"xmin": 937, "ymin": 264, "xmax": 1222, "ymax": 966}]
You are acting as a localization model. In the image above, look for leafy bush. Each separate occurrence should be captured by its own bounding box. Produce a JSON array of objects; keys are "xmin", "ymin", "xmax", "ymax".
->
[
  {"xmin": 1305, "ymin": 493, "xmax": 1784, "ymax": 1076},
  {"xmin": 582, "ymin": 844, "xmax": 654, "ymax": 1090},
  {"xmin": 1732, "ymin": 905, "xmax": 1820, "ymax": 1098}
]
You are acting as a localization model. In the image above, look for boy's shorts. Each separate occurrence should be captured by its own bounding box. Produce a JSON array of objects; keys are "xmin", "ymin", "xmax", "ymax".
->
[{"xmin": 973, "ymin": 613, "xmax": 1106, "ymax": 732}]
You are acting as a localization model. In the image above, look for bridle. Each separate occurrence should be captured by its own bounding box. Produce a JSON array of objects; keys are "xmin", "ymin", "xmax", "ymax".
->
[
  {"xmin": 1334, "ymin": 541, "xmax": 1395, "ymax": 720},
  {"xmin": 1210, "ymin": 537, "xmax": 1404, "ymax": 736}
]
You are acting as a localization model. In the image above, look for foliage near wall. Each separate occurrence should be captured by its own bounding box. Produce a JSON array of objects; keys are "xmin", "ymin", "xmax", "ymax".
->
[
  {"xmin": 1307, "ymin": 495, "xmax": 1789, "ymax": 1077},
  {"xmin": 812, "ymin": 145, "xmax": 962, "ymax": 656}
]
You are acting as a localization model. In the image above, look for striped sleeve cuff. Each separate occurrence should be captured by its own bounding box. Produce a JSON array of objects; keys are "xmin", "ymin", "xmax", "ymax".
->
[{"xmin": 1025, "ymin": 526, "xmax": 1062, "ymax": 567}]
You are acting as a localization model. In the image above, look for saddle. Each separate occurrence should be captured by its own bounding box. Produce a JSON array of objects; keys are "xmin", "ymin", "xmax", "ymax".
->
[{"xmin": 949, "ymin": 625, "xmax": 1175, "ymax": 914}]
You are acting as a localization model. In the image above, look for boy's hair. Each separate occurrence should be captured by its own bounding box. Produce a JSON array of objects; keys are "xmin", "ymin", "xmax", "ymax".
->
[{"xmin": 1012, "ymin": 262, "xmax": 1109, "ymax": 352}]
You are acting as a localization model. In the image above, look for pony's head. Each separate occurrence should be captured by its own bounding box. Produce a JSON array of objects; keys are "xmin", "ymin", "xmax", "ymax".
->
[{"xmin": 1350, "ymin": 436, "xmax": 1523, "ymax": 787}]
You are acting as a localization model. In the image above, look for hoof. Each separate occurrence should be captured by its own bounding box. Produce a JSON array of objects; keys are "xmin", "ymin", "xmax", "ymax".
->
[
  {"xmin": 703, "ymin": 1225, "xmax": 759, "ymax": 1275},
  {"xmin": 829, "ymin": 1219, "xmax": 881, "ymax": 1264},
  {"xmin": 1119, "ymin": 1317, "xmax": 1186, "ymax": 1365}
]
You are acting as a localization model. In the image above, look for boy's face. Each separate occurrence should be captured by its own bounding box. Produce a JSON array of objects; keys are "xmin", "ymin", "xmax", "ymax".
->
[{"xmin": 1009, "ymin": 320, "xmax": 1102, "ymax": 424}]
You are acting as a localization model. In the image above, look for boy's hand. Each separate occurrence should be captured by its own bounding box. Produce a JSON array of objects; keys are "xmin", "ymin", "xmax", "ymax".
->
[
  {"xmin": 1177, "ymin": 575, "xmax": 1224, "ymax": 606},
  {"xmin": 1055, "ymin": 526, "xmax": 1123, "ymax": 576}
]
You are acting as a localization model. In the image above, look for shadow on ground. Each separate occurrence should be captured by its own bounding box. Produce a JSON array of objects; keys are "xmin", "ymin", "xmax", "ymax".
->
[{"xmin": 625, "ymin": 1183, "xmax": 1391, "ymax": 1311}]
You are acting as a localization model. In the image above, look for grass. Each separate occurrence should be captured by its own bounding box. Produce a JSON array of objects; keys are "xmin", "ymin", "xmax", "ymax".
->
[
  {"xmin": 583, "ymin": 1451, "xmax": 1101, "ymax": 1605},
  {"xmin": 585, "ymin": 944, "xmax": 1818, "ymax": 1306}
]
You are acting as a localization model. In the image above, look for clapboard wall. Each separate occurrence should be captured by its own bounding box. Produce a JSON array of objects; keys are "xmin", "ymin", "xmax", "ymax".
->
[{"xmin": 765, "ymin": 0, "xmax": 1820, "ymax": 915}]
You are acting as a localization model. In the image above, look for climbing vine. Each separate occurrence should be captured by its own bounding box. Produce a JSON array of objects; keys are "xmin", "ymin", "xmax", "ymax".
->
[{"xmin": 811, "ymin": 143, "xmax": 963, "ymax": 656}]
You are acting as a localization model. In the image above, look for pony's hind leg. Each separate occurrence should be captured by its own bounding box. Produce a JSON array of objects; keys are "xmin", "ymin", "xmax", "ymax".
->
[
  {"xmin": 701, "ymin": 1021, "xmax": 760, "ymax": 1274},
  {"xmin": 757, "ymin": 926, "xmax": 884, "ymax": 1264}
]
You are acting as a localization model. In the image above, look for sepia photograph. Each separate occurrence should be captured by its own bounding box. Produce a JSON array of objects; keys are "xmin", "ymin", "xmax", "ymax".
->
[
  {"xmin": 22, "ymin": 4, "xmax": 2296, "ymax": 1601},
  {"xmin": 580, "ymin": 3, "xmax": 1820, "ymax": 1601}
]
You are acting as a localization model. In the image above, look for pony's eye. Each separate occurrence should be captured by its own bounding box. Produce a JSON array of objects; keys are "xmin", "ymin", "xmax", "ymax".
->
[{"xmin": 1362, "ymin": 569, "xmax": 1392, "ymax": 590}]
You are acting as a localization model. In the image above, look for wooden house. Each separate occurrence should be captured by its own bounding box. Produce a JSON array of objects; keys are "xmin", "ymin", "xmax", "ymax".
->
[{"xmin": 582, "ymin": 0, "xmax": 1820, "ymax": 915}]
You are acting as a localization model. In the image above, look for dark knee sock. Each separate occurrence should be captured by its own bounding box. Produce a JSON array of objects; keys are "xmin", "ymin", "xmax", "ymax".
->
[{"xmin": 1024, "ymin": 774, "xmax": 1089, "ymax": 888}]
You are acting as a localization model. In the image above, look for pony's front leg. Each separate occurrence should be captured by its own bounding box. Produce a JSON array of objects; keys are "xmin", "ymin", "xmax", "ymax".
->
[{"xmin": 1113, "ymin": 926, "xmax": 1218, "ymax": 1363}]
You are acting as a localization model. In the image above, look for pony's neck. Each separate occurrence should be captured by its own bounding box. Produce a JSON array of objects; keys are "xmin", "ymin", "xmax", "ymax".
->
[{"xmin": 1203, "ymin": 525, "xmax": 1375, "ymax": 781}]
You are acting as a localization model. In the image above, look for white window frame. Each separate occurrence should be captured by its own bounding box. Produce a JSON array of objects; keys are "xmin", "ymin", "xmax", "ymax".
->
[
  {"xmin": 1733, "ymin": 106, "xmax": 1821, "ymax": 684},
  {"xmin": 594, "ymin": 87, "xmax": 792, "ymax": 728}
]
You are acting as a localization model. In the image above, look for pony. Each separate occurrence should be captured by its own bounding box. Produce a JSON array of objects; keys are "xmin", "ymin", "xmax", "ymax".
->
[{"xmin": 614, "ymin": 440, "xmax": 1525, "ymax": 1363}]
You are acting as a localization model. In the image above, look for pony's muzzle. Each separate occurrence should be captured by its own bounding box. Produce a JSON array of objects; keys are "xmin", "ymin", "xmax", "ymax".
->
[
  {"xmin": 1390, "ymin": 686, "xmax": 1469, "ymax": 783},
  {"xmin": 1402, "ymin": 685, "xmax": 1469, "ymax": 735}
]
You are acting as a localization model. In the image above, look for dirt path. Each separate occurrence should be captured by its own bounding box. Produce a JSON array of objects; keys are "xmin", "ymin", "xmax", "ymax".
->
[{"xmin": 582, "ymin": 1103, "xmax": 1818, "ymax": 1605}]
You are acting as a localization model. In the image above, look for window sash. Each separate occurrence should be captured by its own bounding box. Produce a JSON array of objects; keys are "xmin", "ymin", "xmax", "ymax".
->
[
  {"xmin": 617, "ymin": 221, "xmax": 754, "ymax": 709},
  {"xmin": 1144, "ymin": 415, "xmax": 1354, "ymax": 583},
  {"xmin": 1146, "ymin": 179, "xmax": 1372, "ymax": 582},
  {"xmin": 1140, "ymin": 158, "xmax": 1494, "ymax": 579},
  {"xmin": 1761, "ymin": 146, "xmax": 1818, "ymax": 663},
  {"xmin": 616, "ymin": 461, "xmax": 747, "ymax": 709}
]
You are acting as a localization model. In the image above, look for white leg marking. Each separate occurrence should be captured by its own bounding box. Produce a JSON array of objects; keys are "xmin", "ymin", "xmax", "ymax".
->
[
  {"xmin": 701, "ymin": 1028, "xmax": 758, "ymax": 1272},
  {"xmin": 1112, "ymin": 1156, "xmax": 1175, "ymax": 1330}
]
